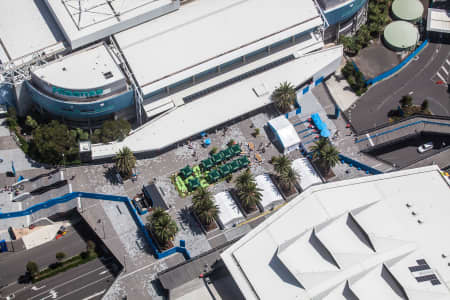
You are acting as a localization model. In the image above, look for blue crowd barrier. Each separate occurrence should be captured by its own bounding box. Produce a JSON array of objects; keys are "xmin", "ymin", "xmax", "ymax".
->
[
  {"xmin": 338, "ymin": 154, "xmax": 383, "ymax": 175},
  {"xmin": 366, "ymin": 40, "xmax": 428, "ymax": 86},
  {"xmin": 0, "ymin": 192, "xmax": 190, "ymax": 260}
]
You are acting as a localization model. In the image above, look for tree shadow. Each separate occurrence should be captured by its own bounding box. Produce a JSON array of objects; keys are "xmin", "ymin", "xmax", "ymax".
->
[
  {"xmin": 103, "ymin": 167, "xmax": 119, "ymax": 185},
  {"xmin": 177, "ymin": 206, "xmax": 203, "ymax": 236}
]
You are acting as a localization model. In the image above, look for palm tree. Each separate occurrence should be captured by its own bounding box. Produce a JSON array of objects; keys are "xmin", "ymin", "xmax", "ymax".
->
[
  {"xmin": 238, "ymin": 182, "xmax": 263, "ymax": 211},
  {"xmin": 152, "ymin": 213, "xmax": 178, "ymax": 245},
  {"xmin": 272, "ymin": 81, "xmax": 296, "ymax": 113},
  {"xmin": 235, "ymin": 168, "xmax": 254, "ymax": 191},
  {"xmin": 192, "ymin": 188, "xmax": 219, "ymax": 226},
  {"xmin": 148, "ymin": 207, "xmax": 165, "ymax": 227},
  {"xmin": 114, "ymin": 146, "xmax": 136, "ymax": 177},
  {"xmin": 279, "ymin": 167, "xmax": 299, "ymax": 192},
  {"xmin": 310, "ymin": 138, "xmax": 330, "ymax": 161},
  {"xmin": 272, "ymin": 155, "xmax": 292, "ymax": 176},
  {"xmin": 319, "ymin": 144, "xmax": 340, "ymax": 174}
]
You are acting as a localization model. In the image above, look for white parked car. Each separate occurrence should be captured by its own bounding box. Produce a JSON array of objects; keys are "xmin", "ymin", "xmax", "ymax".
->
[{"xmin": 417, "ymin": 142, "xmax": 433, "ymax": 153}]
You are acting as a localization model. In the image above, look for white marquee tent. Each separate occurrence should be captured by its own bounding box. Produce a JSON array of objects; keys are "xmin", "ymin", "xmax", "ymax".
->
[{"xmin": 268, "ymin": 116, "xmax": 301, "ymax": 153}]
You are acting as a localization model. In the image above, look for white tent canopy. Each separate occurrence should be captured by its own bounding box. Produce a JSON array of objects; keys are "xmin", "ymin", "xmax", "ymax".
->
[
  {"xmin": 268, "ymin": 116, "xmax": 301, "ymax": 153},
  {"xmin": 292, "ymin": 158, "xmax": 323, "ymax": 191},
  {"xmin": 214, "ymin": 192, "xmax": 245, "ymax": 228},
  {"xmin": 255, "ymin": 174, "xmax": 284, "ymax": 210}
]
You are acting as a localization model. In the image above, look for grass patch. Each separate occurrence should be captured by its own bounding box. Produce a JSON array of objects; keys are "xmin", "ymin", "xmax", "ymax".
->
[{"xmin": 32, "ymin": 252, "xmax": 97, "ymax": 283}]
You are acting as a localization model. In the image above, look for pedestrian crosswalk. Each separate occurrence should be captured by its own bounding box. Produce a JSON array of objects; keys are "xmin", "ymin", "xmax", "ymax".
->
[{"xmin": 432, "ymin": 56, "xmax": 450, "ymax": 86}]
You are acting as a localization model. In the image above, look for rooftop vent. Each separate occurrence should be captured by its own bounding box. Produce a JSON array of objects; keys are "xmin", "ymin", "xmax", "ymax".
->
[
  {"xmin": 412, "ymin": 211, "xmax": 417, "ymax": 216},
  {"xmin": 418, "ymin": 219, "xmax": 423, "ymax": 224},
  {"xmin": 103, "ymin": 71, "xmax": 113, "ymax": 79},
  {"xmin": 62, "ymin": 67, "xmax": 67, "ymax": 71},
  {"xmin": 406, "ymin": 203, "xmax": 411, "ymax": 208}
]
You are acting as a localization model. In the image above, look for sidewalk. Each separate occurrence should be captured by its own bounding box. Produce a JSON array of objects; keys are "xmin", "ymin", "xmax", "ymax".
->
[{"xmin": 325, "ymin": 70, "xmax": 359, "ymax": 112}]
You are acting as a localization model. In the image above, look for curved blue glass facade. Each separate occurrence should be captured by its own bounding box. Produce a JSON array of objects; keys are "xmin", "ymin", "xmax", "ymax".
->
[
  {"xmin": 325, "ymin": 0, "xmax": 368, "ymax": 26},
  {"xmin": 26, "ymin": 81, "xmax": 134, "ymax": 119}
]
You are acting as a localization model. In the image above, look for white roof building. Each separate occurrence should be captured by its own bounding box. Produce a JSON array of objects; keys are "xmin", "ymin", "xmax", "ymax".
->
[
  {"xmin": 255, "ymin": 174, "xmax": 284, "ymax": 210},
  {"xmin": 221, "ymin": 166, "xmax": 450, "ymax": 300},
  {"xmin": 427, "ymin": 8, "xmax": 450, "ymax": 34},
  {"xmin": 268, "ymin": 116, "xmax": 301, "ymax": 153},
  {"xmin": 44, "ymin": 0, "xmax": 179, "ymax": 50},
  {"xmin": 292, "ymin": 158, "xmax": 323, "ymax": 191},
  {"xmin": 214, "ymin": 191, "xmax": 245, "ymax": 229},
  {"xmin": 114, "ymin": 0, "xmax": 322, "ymax": 94},
  {"xmin": 91, "ymin": 46, "xmax": 342, "ymax": 159}
]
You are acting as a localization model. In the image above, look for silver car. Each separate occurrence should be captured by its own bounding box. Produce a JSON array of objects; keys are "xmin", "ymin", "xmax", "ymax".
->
[{"xmin": 417, "ymin": 142, "xmax": 433, "ymax": 153}]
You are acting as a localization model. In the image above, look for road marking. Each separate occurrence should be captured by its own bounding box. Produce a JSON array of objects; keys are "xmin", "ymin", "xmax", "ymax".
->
[
  {"xmin": 99, "ymin": 270, "xmax": 108, "ymax": 275},
  {"xmin": 372, "ymin": 163, "xmax": 382, "ymax": 168},
  {"xmin": 441, "ymin": 66, "xmax": 448, "ymax": 75},
  {"xmin": 436, "ymin": 72, "xmax": 446, "ymax": 82},
  {"xmin": 446, "ymin": 59, "xmax": 450, "ymax": 65},
  {"xmin": 31, "ymin": 285, "xmax": 46, "ymax": 291},
  {"xmin": 57, "ymin": 276, "xmax": 112, "ymax": 300},
  {"xmin": 365, "ymin": 133, "xmax": 374, "ymax": 147},
  {"xmin": 81, "ymin": 290, "xmax": 106, "ymax": 300},
  {"xmin": 60, "ymin": 170, "xmax": 64, "ymax": 181},
  {"xmin": 28, "ymin": 264, "xmax": 108, "ymax": 299}
]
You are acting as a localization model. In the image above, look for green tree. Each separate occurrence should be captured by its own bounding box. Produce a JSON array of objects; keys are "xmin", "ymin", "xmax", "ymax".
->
[
  {"xmin": 100, "ymin": 119, "xmax": 131, "ymax": 143},
  {"xmin": 237, "ymin": 182, "xmax": 263, "ymax": 211},
  {"xmin": 400, "ymin": 95, "xmax": 413, "ymax": 107},
  {"xmin": 421, "ymin": 99, "xmax": 429, "ymax": 112},
  {"xmin": 25, "ymin": 115, "xmax": 38, "ymax": 130},
  {"xmin": 318, "ymin": 144, "xmax": 340, "ymax": 174},
  {"xmin": 26, "ymin": 261, "xmax": 39, "ymax": 276},
  {"xmin": 56, "ymin": 252, "xmax": 66, "ymax": 261},
  {"xmin": 279, "ymin": 167, "xmax": 299, "ymax": 192},
  {"xmin": 86, "ymin": 240, "xmax": 96, "ymax": 253},
  {"xmin": 152, "ymin": 213, "xmax": 178, "ymax": 245},
  {"xmin": 192, "ymin": 187, "xmax": 219, "ymax": 226},
  {"xmin": 114, "ymin": 146, "xmax": 136, "ymax": 177},
  {"xmin": 235, "ymin": 168, "xmax": 254, "ymax": 191},
  {"xmin": 272, "ymin": 155, "xmax": 292, "ymax": 176},
  {"xmin": 272, "ymin": 81, "xmax": 296, "ymax": 113},
  {"xmin": 311, "ymin": 138, "xmax": 330, "ymax": 161},
  {"xmin": 32, "ymin": 120, "xmax": 79, "ymax": 164}
]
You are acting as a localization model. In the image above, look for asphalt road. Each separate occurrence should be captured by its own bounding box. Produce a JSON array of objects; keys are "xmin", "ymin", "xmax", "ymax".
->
[
  {"xmin": 0, "ymin": 223, "xmax": 89, "ymax": 286},
  {"xmin": 1, "ymin": 258, "xmax": 117, "ymax": 300},
  {"xmin": 349, "ymin": 42, "xmax": 450, "ymax": 132}
]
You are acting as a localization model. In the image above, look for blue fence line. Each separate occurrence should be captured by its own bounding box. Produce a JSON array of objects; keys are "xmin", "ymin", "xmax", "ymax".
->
[
  {"xmin": 303, "ymin": 132, "xmax": 316, "ymax": 138},
  {"xmin": 366, "ymin": 40, "xmax": 428, "ymax": 85},
  {"xmin": 338, "ymin": 154, "xmax": 383, "ymax": 175},
  {"xmin": 297, "ymin": 128, "xmax": 311, "ymax": 134},
  {"xmin": 293, "ymin": 120, "xmax": 308, "ymax": 127},
  {"xmin": 355, "ymin": 119, "xmax": 450, "ymax": 143},
  {"xmin": 0, "ymin": 192, "xmax": 190, "ymax": 260},
  {"xmin": 355, "ymin": 121, "xmax": 422, "ymax": 143}
]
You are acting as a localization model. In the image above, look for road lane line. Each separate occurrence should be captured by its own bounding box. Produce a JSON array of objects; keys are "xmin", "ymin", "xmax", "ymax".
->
[
  {"xmin": 446, "ymin": 59, "xmax": 450, "ymax": 65},
  {"xmin": 441, "ymin": 66, "xmax": 448, "ymax": 75},
  {"xmin": 56, "ymin": 276, "xmax": 112, "ymax": 300},
  {"xmin": 81, "ymin": 289, "xmax": 106, "ymax": 300},
  {"xmin": 28, "ymin": 264, "xmax": 108, "ymax": 300},
  {"xmin": 99, "ymin": 270, "xmax": 108, "ymax": 275}
]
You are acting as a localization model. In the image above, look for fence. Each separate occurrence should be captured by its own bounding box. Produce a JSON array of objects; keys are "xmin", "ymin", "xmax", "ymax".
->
[
  {"xmin": 366, "ymin": 40, "xmax": 428, "ymax": 86},
  {"xmin": 355, "ymin": 119, "xmax": 450, "ymax": 143},
  {"xmin": 338, "ymin": 154, "xmax": 383, "ymax": 175},
  {"xmin": 0, "ymin": 192, "xmax": 190, "ymax": 260}
]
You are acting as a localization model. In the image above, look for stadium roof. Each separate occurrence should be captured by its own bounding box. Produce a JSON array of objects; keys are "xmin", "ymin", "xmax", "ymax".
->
[
  {"xmin": 44, "ymin": 0, "xmax": 178, "ymax": 50},
  {"xmin": 114, "ymin": 0, "xmax": 322, "ymax": 93},
  {"xmin": 221, "ymin": 166, "xmax": 450, "ymax": 300},
  {"xmin": 32, "ymin": 44, "xmax": 125, "ymax": 91},
  {"xmin": 90, "ymin": 46, "xmax": 342, "ymax": 159},
  {"xmin": 0, "ymin": 0, "xmax": 65, "ymax": 63}
]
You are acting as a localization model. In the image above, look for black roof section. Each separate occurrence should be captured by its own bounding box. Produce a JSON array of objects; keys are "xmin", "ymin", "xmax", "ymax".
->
[{"xmin": 143, "ymin": 183, "xmax": 169, "ymax": 211}]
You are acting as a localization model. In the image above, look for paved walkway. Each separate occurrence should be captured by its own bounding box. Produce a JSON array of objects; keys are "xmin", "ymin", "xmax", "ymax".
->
[{"xmin": 325, "ymin": 69, "xmax": 359, "ymax": 111}]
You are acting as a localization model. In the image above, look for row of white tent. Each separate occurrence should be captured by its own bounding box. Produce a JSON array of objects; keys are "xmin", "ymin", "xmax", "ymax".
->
[{"xmin": 213, "ymin": 158, "xmax": 323, "ymax": 228}]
